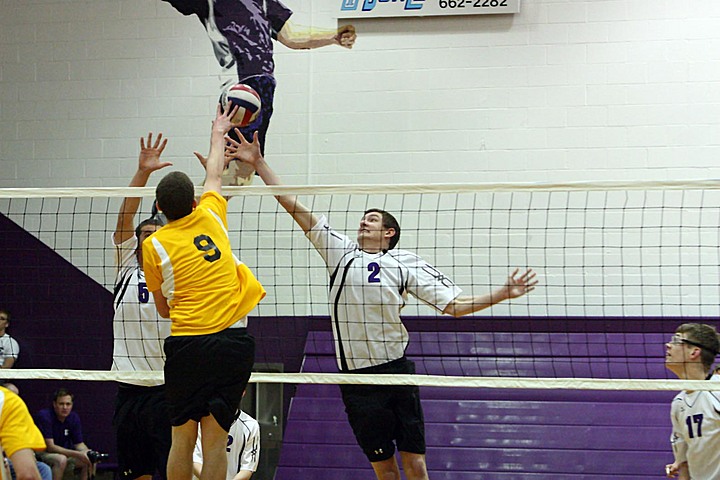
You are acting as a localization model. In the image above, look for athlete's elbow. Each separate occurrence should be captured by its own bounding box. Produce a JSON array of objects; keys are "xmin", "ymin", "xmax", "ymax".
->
[{"xmin": 442, "ymin": 303, "xmax": 463, "ymax": 318}]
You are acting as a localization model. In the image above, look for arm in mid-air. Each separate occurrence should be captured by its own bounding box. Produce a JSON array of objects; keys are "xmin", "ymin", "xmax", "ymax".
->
[
  {"xmin": 442, "ymin": 268, "xmax": 537, "ymax": 317},
  {"xmin": 277, "ymin": 21, "xmax": 356, "ymax": 50},
  {"xmin": 198, "ymin": 105, "xmax": 241, "ymax": 196},
  {"xmin": 113, "ymin": 133, "xmax": 170, "ymax": 245},
  {"xmin": 224, "ymin": 130, "xmax": 319, "ymax": 234}
]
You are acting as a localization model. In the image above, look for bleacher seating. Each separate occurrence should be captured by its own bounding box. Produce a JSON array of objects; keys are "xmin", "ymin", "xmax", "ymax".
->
[{"xmin": 274, "ymin": 331, "xmax": 675, "ymax": 479}]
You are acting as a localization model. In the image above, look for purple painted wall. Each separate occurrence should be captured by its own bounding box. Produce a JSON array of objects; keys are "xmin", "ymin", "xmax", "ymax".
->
[{"xmin": 0, "ymin": 213, "xmax": 116, "ymax": 456}]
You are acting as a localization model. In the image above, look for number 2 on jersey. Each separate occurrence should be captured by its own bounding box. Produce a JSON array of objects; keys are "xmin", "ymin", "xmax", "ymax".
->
[
  {"xmin": 194, "ymin": 234, "xmax": 221, "ymax": 262},
  {"xmin": 367, "ymin": 262, "xmax": 381, "ymax": 283},
  {"xmin": 686, "ymin": 413, "xmax": 704, "ymax": 438}
]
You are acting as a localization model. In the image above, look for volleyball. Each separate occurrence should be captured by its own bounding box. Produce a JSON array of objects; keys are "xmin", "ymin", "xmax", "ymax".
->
[{"xmin": 220, "ymin": 83, "xmax": 261, "ymax": 127}]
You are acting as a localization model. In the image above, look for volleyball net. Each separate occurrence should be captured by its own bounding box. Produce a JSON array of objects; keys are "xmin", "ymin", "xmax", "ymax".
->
[{"xmin": 1, "ymin": 181, "xmax": 719, "ymax": 391}]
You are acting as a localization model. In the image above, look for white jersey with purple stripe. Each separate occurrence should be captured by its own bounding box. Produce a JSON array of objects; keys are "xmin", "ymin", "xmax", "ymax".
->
[
  {"xmin": 112, "ymin": 236, "xmax": 170, "ymax": 386},
  {"xmin": 307, "ymin": 215, "xmax": 462, "ymax": 371},
  {"xmin": 670, "ymin": 382, "xmax": 720, "ymax": 479}
]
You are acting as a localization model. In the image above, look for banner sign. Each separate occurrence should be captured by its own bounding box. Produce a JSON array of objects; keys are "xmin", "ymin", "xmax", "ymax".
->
[{"xmin": 338, "ymin": 0, "xmax": 520, "ymax": 18}]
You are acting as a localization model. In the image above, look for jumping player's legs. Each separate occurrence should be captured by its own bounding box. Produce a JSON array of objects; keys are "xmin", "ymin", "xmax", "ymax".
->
[
  {"xmin": 341, "ymin": 358, "xmax": 427, "ymax": 479},
  {"xmin": 399, "ymin": 452, "xmax": 429, "ymax": 480},
  {"xmin": 229, "ymin": 74, "xmax": 276, "ymax": 156},
  {"xmin": 197, "ymin": 414, "xmax": 228, "ymax": 480},
  {"xmin": 164, "ymin": 329, "xmax": 254, "ymax": 479},
  {"xmin": 371, "ymin": 457, "xmax": 402, "ymax": 480},
  {"xmin": 221, "ymin": 74, "xmax": 276, "ymax": 185},
  {"xmin": 167, "ymin": 421, "xmax": 198, "ymax": 480},
  {"xmin": 114, "ymin": 385, "xmax": 171, "ymax": 480},
  {"xmin": 164, "ymin": 329, "xmax": 254, "ymax": 431}
]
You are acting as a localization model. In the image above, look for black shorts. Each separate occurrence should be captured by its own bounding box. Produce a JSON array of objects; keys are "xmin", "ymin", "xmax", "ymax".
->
[
  {"xmin": 164, "ymin": 328, "xmax": 254, "ymax": 432},
  {"xmin": 339, "ymin": 358, "xmax": 425, "ymax": 462},
  {"xmin": 113, "ymin": 384, "xmax": 171, "ymax": 480}
]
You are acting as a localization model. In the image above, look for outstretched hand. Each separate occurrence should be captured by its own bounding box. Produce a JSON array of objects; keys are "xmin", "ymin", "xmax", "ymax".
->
[
  {"xmin": 212, "ymin": 103, "xmax": 241, "ymax": 135},
  {"xmin": 336, "ymin": 25, "xmax": 356, "ymax": 49},
  {"xmin": 138, "ymin": 132, "xmax": 171, "ymax": 173},
  {"xmin": 224, "ymin": 128, "xmax": 263, "ymax": 168},
  {"xmin": 504, "ymin": 268, "xmax": 538, "ymax": 299}
]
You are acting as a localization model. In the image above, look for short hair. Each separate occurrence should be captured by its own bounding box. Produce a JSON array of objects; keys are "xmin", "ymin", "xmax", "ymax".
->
[
  {"xmin": 53, "ymin": 388, "xmax": 74, "ymax": 402},
  {"xmin": 0, "ymin": 309, "xmax": 9, "ymax": 321},
  {"xmin": 135, "ymin": 217, "xmax": 165, "ymax": 241},
  {"xmin": 675, "ymin": 323, "xmax": 720, "ymax": 372},
  {"xmin": 364, "ymin": 208, "xmax": 401, "ymax": 250},
  {"xmin": 155, "ymin": 171, "xmax": 195, "ymax": 221}
]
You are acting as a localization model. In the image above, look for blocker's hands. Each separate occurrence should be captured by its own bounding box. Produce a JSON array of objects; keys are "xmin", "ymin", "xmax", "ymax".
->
[
  {"xmin": 224, "ymin": 129, "xmax": 263, "ymax": 168},
  {"xmin": 138, "ymin": 132, "xmax": 171, "ymax": 173},
  {"xmin": 504, "ymin": 268, "xmax": 538, "ymax": 299}
]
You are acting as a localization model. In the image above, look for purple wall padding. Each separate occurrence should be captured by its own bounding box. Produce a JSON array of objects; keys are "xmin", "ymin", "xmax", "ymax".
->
[{"xmin": 0, "ymin": 213, "xmax": 116, "ymax": 456}]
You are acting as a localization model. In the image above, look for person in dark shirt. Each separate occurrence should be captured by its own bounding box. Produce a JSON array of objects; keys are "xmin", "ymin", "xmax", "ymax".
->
[{"xmin": 35, "ymin": 389, "xmax": 95, "ymax": 480}]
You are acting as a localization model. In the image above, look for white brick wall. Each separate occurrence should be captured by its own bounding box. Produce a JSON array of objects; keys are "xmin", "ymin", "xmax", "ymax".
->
[{"xmin": 1, "ymin": 0, "xmax": 719, "ymax": 187}]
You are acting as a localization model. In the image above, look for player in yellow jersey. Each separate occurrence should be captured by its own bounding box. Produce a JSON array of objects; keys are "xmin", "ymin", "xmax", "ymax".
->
[
  {"xmin": 0, "ymin": 386, "xmax": 46, "ymax": 480},
  {"xmin": 142, "ymin": 105, "xmax": 265, "ymax": 480}
]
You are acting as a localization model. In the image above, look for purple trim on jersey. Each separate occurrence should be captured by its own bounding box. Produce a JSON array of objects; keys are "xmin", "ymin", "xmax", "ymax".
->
[
  {"xmin": 161, "ymin": 0, "xmax": 292, "ymax": 76},
  {"xmin": 214, "ymin": 0, "xmax": 292, "ymax": 76},
  {"xmin": 35, "ymin": 408, "xmax": 84, "ymax": 448}
]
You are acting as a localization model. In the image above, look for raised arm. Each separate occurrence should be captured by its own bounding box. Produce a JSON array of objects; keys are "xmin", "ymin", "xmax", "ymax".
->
[
  {"xmin": 277, "ymin": 21, "xmax": 356, "ymax": 50},
  {"xmin": 198, "ymin": 104, "xmax": 240, "ymax": 195},
  {"xmin": 195, "ymin": 103, "xmax": 240, "ymax": 193},
  {"xmin": 113, "ymin": 133, "xmax": 170, "ymax": 244},
  {"xmin": 224, "ymin": 129, "xmax": 319, "ymax": 234},
  {"xmin": 442, "ymin": 268, "xmax": 537, "ymax": 317}
]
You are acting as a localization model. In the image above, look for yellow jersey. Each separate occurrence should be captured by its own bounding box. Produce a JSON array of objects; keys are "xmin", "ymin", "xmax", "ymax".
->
[
  {"xmin": 143, "ymin": 191, "xmax": 265, "ymax": 335},
  {"xmin": 0, "ymin": 387, "xmax": 46, "ymax": 457}
]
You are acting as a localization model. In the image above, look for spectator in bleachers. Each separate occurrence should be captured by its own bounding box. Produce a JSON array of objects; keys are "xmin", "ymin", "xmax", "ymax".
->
[
  {"xmin": 0, "ymin": 385, "xmax": 46, "ymax": 480},
  {"xmin": 665, "ymin": 323, "xmax": 720, "ymax": 479},
  {"xmin": 0, "ymin": 309, "xmax": 20, "ymax": 368},
  {"xmin": 34, "ymin": 389, "xmax": 95, "ymax": 480}
]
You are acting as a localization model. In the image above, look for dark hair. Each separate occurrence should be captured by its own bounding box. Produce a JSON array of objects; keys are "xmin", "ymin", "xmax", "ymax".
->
[
  {"xmin": 0, "ymin": 309, "xmax": 9, "ymax": 321},
  {"xmin": 135, "ymin": 217, "xmax": 165, "ymax": 241},
  {"xmin": 155, "ymin": 171, "xmax": 195, "ymax": 221},
  {"xmin": 676, "ymin": 323, "xmax": 720, "ymax": 372},
  {"xmin": 53, "ymin": 388, "xmax": 74, "ymax": 402},
  {"xmin": 364, "ymin": 208, "xmax": 401, "ymax": 250}
]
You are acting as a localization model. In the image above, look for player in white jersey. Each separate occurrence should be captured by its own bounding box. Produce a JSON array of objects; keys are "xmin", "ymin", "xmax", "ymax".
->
[
  {"xmin": 111, "ymin": 132, "xmax": 173, "ymax": 480},
  {"xmin": 192, "ymin": 410, "xmax": 260, "ymax": 480},
  {"xmin": 226, "ymin": 131, "xmax": 538, "ymax": 480},
  {"xmin": 665, "ymin": 323, "xmax": 720, "ymax": 480}
]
